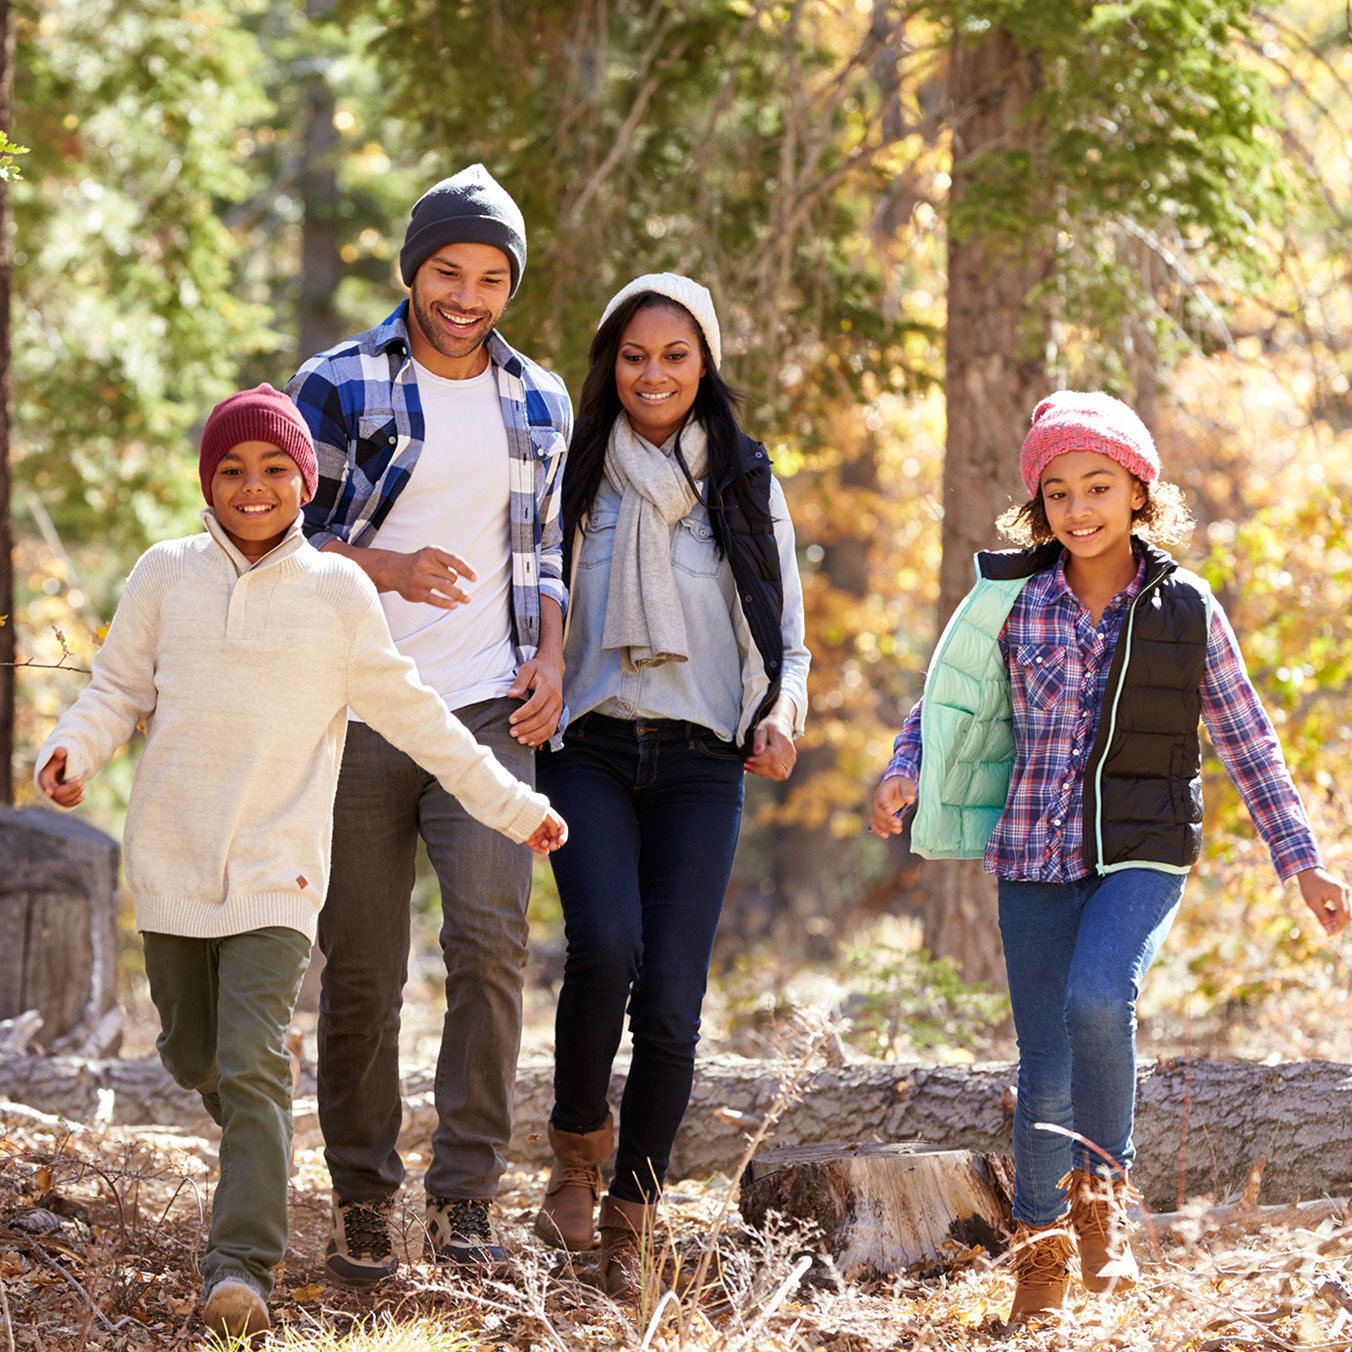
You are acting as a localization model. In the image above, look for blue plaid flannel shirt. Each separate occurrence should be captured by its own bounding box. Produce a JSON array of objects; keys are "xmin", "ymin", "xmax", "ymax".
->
[
  {"xmin": 887, "ymin": 548, "xmax": 1322, "ymax": 883},
  {"xmin": 285, "ymin": 301, "xmax": 572, "ymax": 662}
]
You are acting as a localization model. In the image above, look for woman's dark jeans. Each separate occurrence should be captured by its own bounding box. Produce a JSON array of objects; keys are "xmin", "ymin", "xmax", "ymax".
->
[{"xmin": 537, "ymin": 713, "xmax": 745, "ymax": 1203}]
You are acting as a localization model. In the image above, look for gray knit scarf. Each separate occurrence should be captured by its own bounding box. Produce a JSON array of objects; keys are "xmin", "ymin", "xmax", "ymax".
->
[{"xmin": 600, "ymin": 415, "xmax": 709, "ymax": 674}]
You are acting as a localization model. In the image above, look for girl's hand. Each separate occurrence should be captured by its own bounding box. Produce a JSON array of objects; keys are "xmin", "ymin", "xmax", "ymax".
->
[
  {"xmin": 745, "ymin": 718, "xmax": 797, "ymax": 781},
  {"xmin": 38, "ymin": 747, "xmax": 86, "ymax": 808},
  {"xmin": 1295, "ymin": 867, "xmax": 1350, "ymax": 937},
  {"xmin": 526, "ymin": 808, "xmax": 568, "ymax": 855},
  {"xmin": 870, "ymin": 774, "xmax": 916, "ymax": 836}
]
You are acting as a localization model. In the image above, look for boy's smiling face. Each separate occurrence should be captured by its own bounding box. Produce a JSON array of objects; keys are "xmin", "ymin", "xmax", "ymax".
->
[{"xmin": 210, "ymin": 439, "xmax": 307, "ymax": 560}]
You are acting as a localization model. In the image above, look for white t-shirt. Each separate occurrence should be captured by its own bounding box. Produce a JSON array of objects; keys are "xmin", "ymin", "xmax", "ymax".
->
[{"xmin": 364, "ymin": 359, "xmax": 516, "ymax": 712}]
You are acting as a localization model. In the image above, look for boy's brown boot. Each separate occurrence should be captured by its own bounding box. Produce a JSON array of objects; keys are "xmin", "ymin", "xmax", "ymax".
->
[
  {"xmin": 533, "ymin": 1116, "xmax": 614, "ymax": 1251},
  {"xmin": 1008, "ymin": 1219, "xmax": 1076, "ymax": 1319},
  {"xmin": 598, "ymin": 1194, "xmax": 661, "ymax": 1304},
  {"xmin": 1067, "ymin": 1167, "xmax": 1140, "ymax": 1294}
]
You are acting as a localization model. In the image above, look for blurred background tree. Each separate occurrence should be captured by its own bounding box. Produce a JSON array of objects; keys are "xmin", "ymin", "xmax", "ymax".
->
[{"xmin": 8, "ymin": 0, "xmax": 1352, "ymax": 1060}]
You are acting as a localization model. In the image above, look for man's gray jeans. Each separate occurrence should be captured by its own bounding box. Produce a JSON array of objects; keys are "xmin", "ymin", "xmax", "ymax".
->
[{"xmin": 316, "ymin": 697, "xmax": 534, "ymax": 1202}]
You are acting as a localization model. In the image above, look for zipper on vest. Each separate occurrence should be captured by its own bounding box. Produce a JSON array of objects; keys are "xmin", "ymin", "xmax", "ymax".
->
[{"xmin": 1091, "ymin": 566, "xmax": 1169, "ymax": 876}]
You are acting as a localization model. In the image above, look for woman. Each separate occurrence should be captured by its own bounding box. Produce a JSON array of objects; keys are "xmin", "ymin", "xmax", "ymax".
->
[{"xmin": 532, "ymin": 273, "xmax": 810, "ymax": 1296}]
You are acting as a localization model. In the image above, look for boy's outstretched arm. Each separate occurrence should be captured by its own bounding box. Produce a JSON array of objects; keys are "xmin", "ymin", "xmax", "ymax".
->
[
  {"xmin": 1295, "ymin": 867, "xmax": 1351, "ymax": 938},
  {"xmin": 870, "ymin": 774, "xmax": 917, "ymax": 837},
  {"xmin": 526, "ymin": 808, "xmax": 568, "ymax": 855},
  {"xmin": 37, "ymin": 747, "xmax": 86, "ymax": 808}
]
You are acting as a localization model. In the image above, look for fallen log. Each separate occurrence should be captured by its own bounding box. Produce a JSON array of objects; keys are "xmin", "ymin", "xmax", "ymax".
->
[
  {"xmin": 1145, "ymin": 1196, "xmax": 1350, "ymax": 1239},
  {"xmin": 738, "ymin": 1142, "xmax": 1014, "ymax": 1279},
  {"xmin": 7, "ymin": 1051, "xmax": 1352, "ymax": 1212}
]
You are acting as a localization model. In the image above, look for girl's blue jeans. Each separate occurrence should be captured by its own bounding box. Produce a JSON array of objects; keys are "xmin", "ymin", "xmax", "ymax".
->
[
  {"xmin": 537, "ymin": 712, "xmax": 745, "ymax": 1204},
  {"xmin": 997, "ymin": 868, "xmax": 1186, "ymax": 1225}
]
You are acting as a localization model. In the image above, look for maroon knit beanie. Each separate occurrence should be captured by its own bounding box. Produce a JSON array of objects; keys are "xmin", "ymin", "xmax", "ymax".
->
[
  {"xmin": 199, "ymin": 384, "xmax": 318, "ymax": 506},
  {"xmin": 1019, "ymin": 390, "xmax": 1160, "ymax": 498}
]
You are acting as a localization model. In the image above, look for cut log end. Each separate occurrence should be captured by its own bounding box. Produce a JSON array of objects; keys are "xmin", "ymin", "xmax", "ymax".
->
[{"xmin": 739, "ymin": 1142, "xmax": 1014, "ymax": 1281}]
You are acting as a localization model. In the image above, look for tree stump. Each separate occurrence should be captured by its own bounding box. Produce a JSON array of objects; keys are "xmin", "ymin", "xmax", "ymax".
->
[
  {"xmin": 0, "ymin": 806, "xmax": 120, "ymax": 1046},
  {"xmin": 739, "ymin": 1141, "xmax": 1014, "ymax": 1280}
]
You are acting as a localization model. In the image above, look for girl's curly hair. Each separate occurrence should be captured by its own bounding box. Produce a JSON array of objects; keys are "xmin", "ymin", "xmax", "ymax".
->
[{"xmin": 997, "ymin": 477, "xmax": 1195, "ymax": 548}]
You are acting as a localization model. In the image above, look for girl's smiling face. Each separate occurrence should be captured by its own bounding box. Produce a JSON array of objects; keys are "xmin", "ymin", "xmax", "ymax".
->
[
  {"xmin": 1039, "ymin": 450, "xmax": 1146, "ymax": 567},
  {"xmin": 210, "ymin": 439, "xmax": 307, "ymax": 559},
  {"xmin": 614, "ymin": 302, "xmax": 706, "ymax": 446}
]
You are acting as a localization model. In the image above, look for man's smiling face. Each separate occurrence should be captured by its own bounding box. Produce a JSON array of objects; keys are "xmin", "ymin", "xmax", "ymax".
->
[{"xmin": 407, "ymin": 241, "xmax": 512, "ymax": 379}]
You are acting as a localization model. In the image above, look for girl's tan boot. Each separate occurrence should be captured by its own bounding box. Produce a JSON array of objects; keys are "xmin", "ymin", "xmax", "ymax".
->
[
  {"xmin": 598, "ymin": 1194, "xmax": 661, "ymax": 1303},
  {"xmin": 1008, "ymin": 1219, "xmax": 1076, "ymax": 1319},
  {"xmin": 533, "ymin": 1116, "xmax": 614, "ymax": 1252},
  {"xmin": 1067, "ymin": 1168, "xmax": 1139, "ymax": 1294}
]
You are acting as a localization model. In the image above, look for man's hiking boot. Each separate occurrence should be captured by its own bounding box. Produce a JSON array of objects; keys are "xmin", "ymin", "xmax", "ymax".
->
[
  {"xmin": 325, "ymin": 1195, "xmax": 398, "ymax": 1287},
  {"xmin": 425, "ymin": 1196, "xmax": 508, "ymax": 1268}
]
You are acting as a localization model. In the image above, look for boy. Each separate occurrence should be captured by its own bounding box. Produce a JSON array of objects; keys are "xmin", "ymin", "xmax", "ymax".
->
[{"xmin": 35, "ymin": 384, "xmax": 566, "ymax": 1338}]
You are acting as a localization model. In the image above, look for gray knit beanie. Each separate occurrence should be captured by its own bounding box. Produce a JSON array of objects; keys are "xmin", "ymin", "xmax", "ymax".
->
[{"xmin": 399, "ymin": 164, "xmax": 527, "ymax": 295}]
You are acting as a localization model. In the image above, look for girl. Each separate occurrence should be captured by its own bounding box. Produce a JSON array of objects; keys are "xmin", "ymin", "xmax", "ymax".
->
[
  {"xmin": 531, "ymin": 273, "xmax": 810, "ymax": 1297},
  {"xmin": 870, "ymin": 390, "xmax": 1348, "ymax": 1319}
]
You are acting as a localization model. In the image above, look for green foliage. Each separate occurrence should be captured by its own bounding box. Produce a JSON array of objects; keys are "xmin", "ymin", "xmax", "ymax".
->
[
  {"xmin": 841, "ymin": 939, "xmax": 1008, "ymax": 1059},
  {"xmin": 0, "ymin": 128, "xmax": 29, "ymax": 179},
  {"xmin": 13, "ymin": 0, "xmax": 279, "ymax": 553},
  {"xmin": 342, "ymin": 0, "xmax": 924, "ymax": 419},
  {"xmin": 928, "ymin": 0, "xmax": 1284, "ymax": 253}
]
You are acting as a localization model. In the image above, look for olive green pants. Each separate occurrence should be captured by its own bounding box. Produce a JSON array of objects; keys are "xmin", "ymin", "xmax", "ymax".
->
[{"xmin": 142, "ymin": 927, "xmax": 311, "ymax": 1296}]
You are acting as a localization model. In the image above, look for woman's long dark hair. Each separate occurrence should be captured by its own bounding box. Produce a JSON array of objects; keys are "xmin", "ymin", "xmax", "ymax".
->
[{"xmin": 560, "ymin": 292, "xmax": 768, "ymax": 562}]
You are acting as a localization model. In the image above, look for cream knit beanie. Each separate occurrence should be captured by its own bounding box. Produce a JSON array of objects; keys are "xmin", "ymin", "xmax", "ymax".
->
[{"xmin": 598, "ymin": 273, "xmax": 722, "ymax": 369}]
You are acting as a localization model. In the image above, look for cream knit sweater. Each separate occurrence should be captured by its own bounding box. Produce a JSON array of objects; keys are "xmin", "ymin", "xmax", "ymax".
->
[{"xmin": 35, "ymin": 514, "xmax": 550, "ymax": 942}]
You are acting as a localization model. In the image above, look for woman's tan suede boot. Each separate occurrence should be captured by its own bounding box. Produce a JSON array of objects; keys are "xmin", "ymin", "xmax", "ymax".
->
[
  {"xmin": 1067, "ymin": 1168, "xmax": 1139, "ymax": 1294},
  {"xmin": 1008, "ymin": 1219, "xmax": 1076, "ymax": 1319},
  {"xmin": 598, "ymin": 1194, "xmax": 660, "ymax": 1303},
  {"xmin": 533, "ymin": 1116, "xmax": 614, "ymax": 1252}
]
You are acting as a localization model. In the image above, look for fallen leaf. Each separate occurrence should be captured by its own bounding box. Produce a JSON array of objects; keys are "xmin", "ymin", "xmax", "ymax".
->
[{"xmin": 292, "ymin": 1282, "xmax": 325, "ymax": 1303}]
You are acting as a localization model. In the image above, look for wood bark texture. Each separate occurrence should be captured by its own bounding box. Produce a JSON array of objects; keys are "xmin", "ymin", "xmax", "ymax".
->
[
  {"xmin": 739, "ymin": 1142, "xmax": 1014, "ymax": 1279},
  {"xmin": 925, "ymin": 27, "xmax": 1055, "ymax": 990},
  {"xmin": 7, "ymin": 1053, "xmax": 1352, "ymax": 1214},
  {"xmin": 0, "ymin": 807, "xmax": 120, "ymax": 1043},
  {"xmin": 0, "ymin": 0, "xmax": 13, "ymax": 805}
]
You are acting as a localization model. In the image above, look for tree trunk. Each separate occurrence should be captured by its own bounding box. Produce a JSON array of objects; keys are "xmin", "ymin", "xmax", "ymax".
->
[
  {"xmin": 739, "ymin": 1142, "xmax": 1014, "ymax": 1278},
  {"xmin": 297, "ymin": 0, "xmax": 342, "ymax": 362},
  {"xmin": 925, "ymin": 26, "xmax": 1054, "ymax": 986},
  {"xmin": 0, "ymin": 0, "xmax": 15, "ymax": 806}
]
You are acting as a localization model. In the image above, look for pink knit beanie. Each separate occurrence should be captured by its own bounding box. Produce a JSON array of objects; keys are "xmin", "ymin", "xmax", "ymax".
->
[
  {"xmin": 1019, "ymin": 391, "xmax": 1160, "ymax": 497},
  {"xmin": 199, "ymin": 384, "xmax": 318, "ymax": 506}
]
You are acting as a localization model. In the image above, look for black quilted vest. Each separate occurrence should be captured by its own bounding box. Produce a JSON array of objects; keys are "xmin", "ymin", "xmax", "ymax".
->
[
  {"xmin": 718, "ymin": 435, "xmax": 785, "ymax": 755},
  {"xmin": 1081, "ymin": 543, "xmax": 1210, "ymax": 874}
]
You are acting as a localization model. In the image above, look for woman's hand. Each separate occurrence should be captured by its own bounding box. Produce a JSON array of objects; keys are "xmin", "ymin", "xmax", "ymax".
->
[
  {"xmin": 38, "ymin": 747, "xmax": 86, "ymax": 808},
  {"xmin": 745, "ymin": 718, "xmax": 796, "ymax": 780},
  {"xmin": 1295, "ymin": 866, "xmax": 1351, "ymax": 938},
  {"xmin": 869, "ymin": 774, "xmax": 916, "ymax": 837}
]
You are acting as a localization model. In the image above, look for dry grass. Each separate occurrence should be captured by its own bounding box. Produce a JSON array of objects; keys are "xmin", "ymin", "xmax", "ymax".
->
[{"xmin": 6, "ymin": 1056, "xmax": 1352, "ymax": 1351}]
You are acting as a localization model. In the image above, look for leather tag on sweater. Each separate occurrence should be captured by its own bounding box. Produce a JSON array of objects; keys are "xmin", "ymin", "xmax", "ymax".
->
[{"xmin": 296, "ymin": 874, "xmax": 309, "ymax": 890}]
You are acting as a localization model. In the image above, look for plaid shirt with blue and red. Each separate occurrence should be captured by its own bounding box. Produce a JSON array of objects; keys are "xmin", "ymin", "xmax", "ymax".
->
[
  {"xmin": 886, "ymin": 548, "xmax": 1322, "ymax": 883},
  {"xmin": 285, "ymin": 302, "xmax": 572, "ymax": 662}
]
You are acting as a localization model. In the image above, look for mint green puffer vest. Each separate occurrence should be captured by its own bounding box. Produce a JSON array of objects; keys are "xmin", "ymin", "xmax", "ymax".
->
[{"xmin": 909, "ymin": 548, "xmax": 1053, "ymax": 859}]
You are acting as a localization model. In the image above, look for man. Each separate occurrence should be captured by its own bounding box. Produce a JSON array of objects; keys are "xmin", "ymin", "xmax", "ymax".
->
[{"xmin": 286, "ymin": 164, "xmax": 570, "ymax": 1284}]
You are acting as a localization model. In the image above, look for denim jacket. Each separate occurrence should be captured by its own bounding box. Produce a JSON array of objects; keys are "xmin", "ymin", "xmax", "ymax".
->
[{"xmin": 563, "ymin": 473, "xmax": 810, "ymax": 747}]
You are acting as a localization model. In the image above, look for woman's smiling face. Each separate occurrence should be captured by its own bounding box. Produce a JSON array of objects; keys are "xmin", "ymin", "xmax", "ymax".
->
[{"xmin": 613, "ymin": 302, "xmax": 706, "ymax": 446}]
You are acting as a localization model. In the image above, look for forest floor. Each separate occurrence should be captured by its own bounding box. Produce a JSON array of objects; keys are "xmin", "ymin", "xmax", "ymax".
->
[{"xmin": 5, "ymin": 930, "xmax": 1352, "ymax": 1350}]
